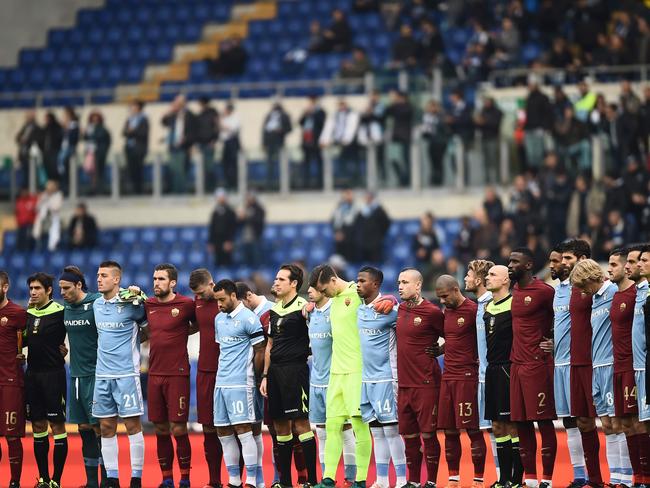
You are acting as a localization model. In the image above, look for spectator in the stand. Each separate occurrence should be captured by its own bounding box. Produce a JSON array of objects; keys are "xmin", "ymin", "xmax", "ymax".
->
[
  {"xmin": 553, "ymin": 105, "xmax": 590, "ymax": 173},
  {"xmin": 446, "ymin": 89, "xmax": 473, "ymax": 182},
  {"xmin": 389, "ymin": 24, "xmax": 419, "ymax": 69},
  {"xmin": 543, "ymin": 164, "xmax": 572, "ymax": 245},
  {"xmin": 357, "ymin": 90, "xmax": 386, "ymax": 180},
  {"xmin": 353, "ymin": 0, "xmax": 378, "ymax": 12},
  {"xmin": 82, "ymin": 111, "xmax": 111, "ymax": 195},
  {"xmin": 602, "ymin": 170, "xmax": 627, "ymax": 217},
  {"xmin": 573, "ymin": 79, "xmax": 597, "ymax": 121},
  {"xmin": 474, "ymin": 96, "xmax": 503, "ymax": 183},
  {"xmin": 323, "ymin": 9, "xmax": 353, "ymax": 52},
  {"xmin": 566, "ymin": 174, "xmax": 605, "ymax": 237},
  {"xmin": 196, "ymin": 97, "xmax": 220, "ymax": 192},
  {"xmin": 523, "ymin": 75, "xmax": 553, "ymax": 169},
  {"xmin": 355, "ymin": 192, "xmax": 391, "ymax": 262},
  {"xmin": 14, "ymin": 187, "xmax": 37, "ymax": 251},
  {"xmin": 122, "ymin": 100, "xmax": 149, "ymax": 195},
  {"xmin": 496, "ymin": 217, "xmax": 517, "ymax": 264},
  {"xmin": 508, "ymin": 174, "xmax": 535, "ymax": 215},
  {"xmin": 505, "ymin": 0, "xmax": 529, "ymax": 41},
  {"xmin": 618, "ymin": 80, "xmax": 643, "ymax": 160},
  {"xmin": 420, "ymin": 99, "xmax": 448, "ymax": 186},
  {"xmin": 570, "ymin": 0, "xmax": 602, "ymax": 54},
  {"xmin": 536, "ymin": 0, "xmax": 560, "ymax": 43},
  {"xmin": 643, "ymin": 86, "xmax": 650, "ymax": 151},
  {"xmin": 58, "ymin": 106, "xmax": 80, "ymax": 189},
  {"xmin": 419, "ymin": 19, "xmax": 445, "ymax": 70},
  {"xmin": 339, "ymin": 47, "xmax": 373, "ymax": 78},
  {"xmin": 208, "ymin": 188, "xmax": 237, "ymax": 266},
  {"xmin": 15, "ymin": 111, "xmax": 41, "ymax": 189},
  {"xmin": 547, "ymin": 37, "xmax": 575, "ymax": 70},
  {"xmin": 331, "ymin": 189, "xmax": 358, "ymax": 262},
  {"xmin": 379, "ymin": 1, "xmax": 403, "ymax": 31},
  {"xmin": 637, "ymin": 16, "xmax": 650, "ymax": 65},
  {"xmin": 307, "ymin": 21, "xmax": 328, "ymax": 54},
  {"xmin": 320, "ymin": 99, "xmax": 361, "ymax": 187},
  {"xmin": 585, "ymin": 211, "xmax": 606, "ymax": 261},
  {"xmin": 238, "ymin": 192, "xmax": 266, "ymax": 266},
  {"xmin": 220, "ymin": 102, "xmax": 241, "ymax": 190},
  {"xmin": 40, "ymin": 112, "xmax": 63, "ymax": 183},
  {"xmin": 601, "ymin": 209, "xmax": 627, "ymax": 254},
  {"xmin": 551, "ymin": 85, "xmax": 572, "ymax": 124},
  {"xmin": 623, "ymin": 156, "xmax": 649, "ymax": 229},
  {"xmin": 413, "ymin": 211, "xmax": 442, "ymax": 264},
  {"xmin": 483, "ymin": 186, "xmax": 504, "ymax": 225},
  {"xmin": 261, "ymin": 102, "xmax": 292, "ymax": 189},
  {"xmin": 454, "ymin": 216, "xmax": 474, "ymax": 264},
  {"xmin": 210, "ymin": 35, "xmax": 249, "ymax": 76},
  {"xmin": 67, "ymin": 202, "xmax": 98, "ymax": 249},
  {"xmin": 385, "ymin": 90, "xmax": 414, "ymax": 186},
  {"xmin": 490, "ymin": 17, "xmax": 520, "ymax": 68},
  {"xmin": 162, "ymin": 94, "xmax": 196, "ymax": 194},
  {"xmin": 299, "ymin": 96, "xmax": 326, "ymax": 189},
  {"xmin": 471, "ymin": 208, "xmax": 499, "ymax": 260},
  {"xmin": 602, "ymin": 103, "xmax": 625, "ymax": 169},
  {"xmin": 33, "ymin": 179, "xmax": 63, "ymax": 251}
]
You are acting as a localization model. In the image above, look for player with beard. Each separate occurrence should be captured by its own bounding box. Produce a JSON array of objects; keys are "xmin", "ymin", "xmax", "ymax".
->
[
  {"xmin": 507, "ymin": 248, "xmax": 557, "ymax": 488},
  {"xmin": 0, "ymin": 271, "xmax": 27, "ymax": 488},
  {"xmin": 142, "ymin": 264, "xmax": 196, "ymax": 488},
  {"xmin": 189, "ymin": 269, "xmax": 224, "ymax": 488},
  {"xmin": 435, "ymin": 275, "xmax": 486, "ymax": 488}
]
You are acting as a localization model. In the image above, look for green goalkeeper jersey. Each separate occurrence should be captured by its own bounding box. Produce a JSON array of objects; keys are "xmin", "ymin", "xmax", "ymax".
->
[
  {"xmin": 64, "ymin": 292, "xmax": 101, "ymax": 377},
  {"xmin": 330, "ymin": 281, "xmax": 363, "ymax": 374}
]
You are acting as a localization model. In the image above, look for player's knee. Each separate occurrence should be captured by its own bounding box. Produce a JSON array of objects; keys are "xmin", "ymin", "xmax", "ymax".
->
[
  {"xmin": 444, "ymin": 429, "xmax": 459, "ymax": 436},
  {"xmin": 273, "ymin": 419, "xmax": 291, "ymax": 437},
  {"xmin": 50, "ymin": 422, "xmax": 66, "ymax": 435},
  {"xmin": 562, "ymin": 417, "xmax": 577, "ymax": 429},
  {"xmin": 600, "ymin": 416, "xmax": 614, "ymax": 434},
  {"xmin": 78, "ymin": 423, "xmax": 94, "ymax": 432},
  {"xmin": 154, "ymin": 422, "xmax": 171, "ymax": 435},
  {"xmin": 124, "ymin": 418, "xmax": 143, "ymax": 436},
  {"xmin": 491, "ymin": 421, "xmax": 506, "ymax": 437},
  {"xmin": 100, "ymin": 422, "xmax": 117, "ymax": 438},
  {"xmin": 293, "ymin": 417, "xmax": 311, "ymax": 435},
  {"xmin": 203, "ymin": 424, "xmax": 218, "ymax": 434},
  {"xmin": 576, "ymin": 416, "xmax": 595, "ymax": 432}
]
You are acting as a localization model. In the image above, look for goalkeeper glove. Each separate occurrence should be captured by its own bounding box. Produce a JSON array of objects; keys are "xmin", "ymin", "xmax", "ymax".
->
[{"xmin": 373, "ymin": 295, "xmax": 398, "ymax": 314}]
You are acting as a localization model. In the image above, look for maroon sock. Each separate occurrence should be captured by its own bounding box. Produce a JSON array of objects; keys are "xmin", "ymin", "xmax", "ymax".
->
[
  {"xmin": 626, "ymin": 434, "xmax": 641, "ymax": 483},
  {"xmin": 7, "ymin": 437, "xmax": 23, "ymax": 483},
  {"xmin": 580, "ymin": 428, "xmax": 603, "ymax": 483},
  {"xmin": 204, "ymin": 432, "xmax": 222, "ymax": 485},
  {"xmin": 537, "ymin": 420, "xmax": 557, "ymax": 480},
  {"xmin": 468, "ymin": 430, "xmax": 487, "ymax": 479},
  {"xmin": 516, "ymin": 422, "xmax": 537, "ymax": 479},
  {"xmin": 444, "ymin": 431, "xmax": 462, "ymax": 477},
  {"xmin": 175, "ymin": 434, "xmax": 192, "ymax": 481},
  {"xmin": 156, "ymin": 433, "xmax": 174, "ymax": 479},
  {"xmin": 423, "ymin": 434, "xmax": 441, "ymax": 483},
  {"xmin": 404, "ymin": 435, "xmax": 423, "ymax": 483},
  {"xmin": 293, "ymin": 435, "xmax": 307, "ymax": 483},
  {"xmin": 640, "ymin": 433, "xmax": 650, "ymax": 481}
]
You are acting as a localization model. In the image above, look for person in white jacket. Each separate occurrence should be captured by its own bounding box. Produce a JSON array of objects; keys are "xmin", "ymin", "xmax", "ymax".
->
[
  {"xmin": 320, "ymin": 99, "xmax": 361, "ymax": 187},
  {"xmin": 33, "ymin": 179, "xmax": 63, "ymax": 251}
]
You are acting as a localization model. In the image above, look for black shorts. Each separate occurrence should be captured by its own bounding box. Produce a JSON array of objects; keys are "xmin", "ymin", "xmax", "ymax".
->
[
  {"xmin": 25, "ymin": 369, "xmax": 67, "ymax": 423},
  {"xmin": 267, "ymin": 362, "xmax": 310, "ymax": 421},
  {"xmin": 485, "ymin": 363, "xmax": 511, "ymax": 422}
]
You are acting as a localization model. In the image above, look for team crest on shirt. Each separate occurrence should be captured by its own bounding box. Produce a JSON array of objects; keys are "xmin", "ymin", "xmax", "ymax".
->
[
  {"xmin": 171, "ymin": 308, "xmax": 180, "ymax": 317},
  {"xmin": 117, "ymin": 305, "xmax": 124, "ymax": 314},
  {"xmin": 345, "ymin": 298, "xmax": 351, "ymax": 306},
  {"xmin": 413, "ymin": 316, "xmax": 422, "ymax": 326},
  {"xmin": 457, "ymin": 317, "xmax": 465, "ymax": 327},
  {"xmin": 0, "ymin": 316, "xmax": 7, "ymax": 326},
  {"xmin": 620, "ymin": 302, "xmax": 627, "ymax": 311},
  {"xmin": 524, "ymin": 296, "xmax": 532, "ymax": 305},
  {"xmin": 83, "ymin": 303, "xmax": 90, "ymax": 311}
]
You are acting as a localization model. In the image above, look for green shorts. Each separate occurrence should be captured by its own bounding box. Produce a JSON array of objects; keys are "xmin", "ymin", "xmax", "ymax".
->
[
  {"xmin": 326, "ymin": 372, "xmax": 362, "ymax": 419},
  {"xmin": 68, "ymin": 376, "xmax": 98, "ymax": 425}
]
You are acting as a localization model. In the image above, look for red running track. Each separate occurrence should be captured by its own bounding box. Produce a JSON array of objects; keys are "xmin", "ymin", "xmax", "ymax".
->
[{"xmin": 0, "ymin": 431, "xmax": 609, "ymax": 488}]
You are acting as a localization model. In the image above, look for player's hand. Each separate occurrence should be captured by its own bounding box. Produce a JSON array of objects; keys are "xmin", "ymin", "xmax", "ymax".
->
[
  {"xmin": 539, "ymin": 337, "xmax": 554, "ymax": 354},
  {"xmin": 425, "ymin": 343, "xmax": 442, "ymax": 358},
  {"xmin": 59, "ymin": 344, "xmax": 68, "ymax": 357},
  {"xmin": 16, "ymin": 353, "xmax": 25, "ymax": 364},
  {"xmin": 302, "ymin": 302, "xmax": 315, "ymax": 319},
  {"xmin": 128, "ymin": 285, "xmax": 141, "ymax": 296},
  {"xmin": 374, "ymin": 295, "xmax": 398, "ymax": 314},
  {"xmin": 259, "ymin": 377, "xmax": 268, "ymax": 398}
]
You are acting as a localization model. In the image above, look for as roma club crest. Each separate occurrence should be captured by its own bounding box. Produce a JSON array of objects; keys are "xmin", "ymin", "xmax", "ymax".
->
[
  {"xmin": 457, "ymin": 317, "xmax": 465, "ymax": 327},
  {"xmin": 524, "ymin": 296, "xmax": 532, "ymax": 306},
  {"xmin": 171, "ymin": 308, "xmax": 180, "ymax": 318},
  {"xmin": 620, "ymin": 302, "xmax": 627, "ymax": 311},
  {"xmin": 0, "ymin": 316, "xmax": 7, "ymax": 326},
  {"xmin": 413, "ymin": 316, "xmax": 422, "ymax": 326},
  {"xmin": 345, "ymin": 298, "xmax": 351, "ymax": 306}
]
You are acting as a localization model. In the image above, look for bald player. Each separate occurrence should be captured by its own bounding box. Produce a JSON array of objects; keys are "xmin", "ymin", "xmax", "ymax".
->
[
  {"xmin": 435, "ymin": 275, "xmax": 486, "ymax": 488},
  {"xmin": 395, "ymin": 268, "xmax": 444, "ymax": 488}
]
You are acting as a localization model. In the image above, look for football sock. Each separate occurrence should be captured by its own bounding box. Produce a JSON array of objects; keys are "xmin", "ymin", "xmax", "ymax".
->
[
  {"xmin": 299, "ymin": 431, "xmax": 319, "ymax": 485},
  {"xmin": 343, "ymin": 427, "xmax": 357, "ymax": 481},
  {"xmin": 468, "ymin": 429, "xmax": 487, "ymax": 480},
  {"xmin": 52, "ymin": 432, "xmax": 68, "ymax": 484},
  {"xmin": 444, "ymin": 430, "xmax": 461, "ymax": 478},
  {"xmin": 96, "ymin": 432, "xmax": 107, "ymax": 483},
  {"xmin": 370, "ymin": 427, "xmax": 390, "ymax": 488},
  {"xmin": 128, "ymin": 432, "xmax": 145, "ymax": 479},
  {"xmin": 538, "ymin": 420, "xmax": 557, "ymax": 481},
  {"xmin": 495, "ymin": 435, "xmax": 513, "ymax": 484},
  {"xmin": 404, "ymin": 435, "xmax": 423, "ymax": 484},
  {"xmin": 174, "ymin": 433, "xmax": 192, "ymax": 482},
  {"xmin": 423, "ymin": 434, "xmax": 441, "ymax": 484},
  {"xmin": 237, "ymin": 431, "xmax": 259, "ymax": 487},
  {"xmin": 101, "ymin": 435, "xmax": 120, "ymax": 480},
  {"xmin": 617, "ymin": 432, "xmax": 633, "ymax": 486},
  {"xmin": 294, "ymin": 436, "xmax": 307, "ymax": 484},
  {"xmin": 80, "ymin": 428, "xmax": 100, "ymax": 488},
  {"xmin": 489, "ymin": 430, "xmax": 501, "ymax": 480},
  {"xmin": 33, "ymin": 430, "xmax": 50, "ymax": 482},
  {"xmin": 384, "ymin": 424, "xmax": 407, "ymax": 487},
  {"xmin": 254, "ymin": 433, "xmax": 265, "ymax": 488},
  {"xmin": 350, "ymin": 416, "xmax": 372, "ymax": 481},
  {"xmin": 219, "ymin": 434, "xmax": 242, "ymax": 486},
  {"xmin": 323, "ymin": 417, "xmax": 345, "ymax": 480},
  {"xmin": 204, "ymin": 431, "xmax": 223, "ymax": 486},
  {"xmin": 156, "ymin": 433, "xmax": 174, "ymax": 480},
  {"xmin": 566, "ymin": 427, "xmax": 586, "ymax": 482},
  {"xmin": 316, "ymin": 426, "xmax": 327, "ymax": 474},
  {"xmin": 511, "ymin": 436, "xmax": 524, "ymax": 485},
  {"xmin": 606, "ymin": 433, "xmax": 621, "ymax": 484},
  {"xmin": 277, "ymin": 433, "xmax": 294, "ymax": 487},
  {"xmin": 7, "ymin": 436, "xmax": 23, "ymax": 483},
  {"xmin": 516, "ymin": 422, "xmax": 537, "ymax": 482},
  {"xmin": 580, "ymin": 428, "xmax": 603, "ymax": 483}
]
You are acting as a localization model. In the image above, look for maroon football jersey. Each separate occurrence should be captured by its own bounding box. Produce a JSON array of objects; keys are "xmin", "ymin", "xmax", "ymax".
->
[
  {"xmin": 145, "ymin": 294, "xmax": 195, "ymax": 376},
  {"xmin": 195, "ymin": 297, "xmax": 220, "ymax": 372},
  {"xmin": 396, "ymin": 299, "xmax": 444, "ymax": 388},
  {"xmin": 610, "ymin": 284, "xmax": 636, "ymax": 374},
  {"xmin": 511, "ymin": 278, "xmax": 555, "ymax": 365},
  {"xmin": 0, "ymin": 300, "xmax": 27, "ymax": 386},
  {"xmin": 569, "ymin": 286, "xmax": 593, "ymax": 366},
  {"xmin": 442, "ymin": 297, "xmax": 479, "ymax": 380}
]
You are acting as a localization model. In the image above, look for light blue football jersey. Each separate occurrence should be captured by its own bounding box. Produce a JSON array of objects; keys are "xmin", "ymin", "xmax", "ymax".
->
[
  {"xmin": 632, "ymin": 280, "xmax": 648, "ymax": 370},
  {"xmin": 591, "ymin": 280, "xmax": 617, "ymax": 367},
  {"xmin": 553, "ymin": 280, "xmax": 572, "ymax": 366},
  {"xmin": 307, "ymin": 300, "xmax": 333, "ymax": 387},
  {"xmin": 476, "ymin": 291, "xmax": 492, "ymax": 381},
  {"xmin": 94, "ymin": 294, "xmax": 147, "ymax": 378},
  {"xmin": 253, "ymin": 297, "xmax": 274, "ymax": 319},
  {"xmin": 215, "ymin": 302, "xmax": 265, "ymax": 387},
  {"xmin": 358, "ymin": 298, "xmax": 398, "ymax": 382}
]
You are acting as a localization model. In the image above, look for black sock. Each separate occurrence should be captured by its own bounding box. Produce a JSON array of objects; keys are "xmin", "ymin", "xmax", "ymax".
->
[
  {"xmin": 277, "ymin": 435, "xmax": 295, "ymax": 487},
  {"xmin": 33, "ymin": 433, "xmax": 50, "ymax": 481},
  {"xmin": 52, "ymin": 433, "xmax": 68, "ymax": 483},
  {"xmin": 299, "ymin": 434, "xmax": 319, "ymax": 485},
  {"xmin": 495, "ymin": 436, "xmax": 513, "ymax": 484},
  {"xmin": 511, "ymin": 437, "xmax": 524, "ymax": 485},
  {"xmin": 97, "ymin": 432, "xmax": 107, "ymax": 482},
  {"xmin": 80, "ymin": 429, "xmax": 100, "ymax": 488}
]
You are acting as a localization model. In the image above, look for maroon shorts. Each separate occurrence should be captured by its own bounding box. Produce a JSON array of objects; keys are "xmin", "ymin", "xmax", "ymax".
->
[
  {"xmin": 437, "ymin": 378, "xmax": 479, "ymax": 430},
  {"xmin": 613, "ymin": 370, "xmax": 638, "ymax": 417},
  {"xmin": 398, "ymin": 385, "xmax": 439, "ymax": 434},
  {"xmin": 147, "ymin": 375, "xmax": 190, "ymax": 423},
  {"xmin": 570, "ymin": 365, "xmax": 596, "ymax": 418},
  {"xmin": 196, "ymin": 370, "xmax": 216, "ymax": 426},
  {"xmin": 510, "ymin": 362, "xmax": 556, "ymax": 422},
  {"xmin": 0, "ymin": 385, "xmax": 25, "ymax": 437}
]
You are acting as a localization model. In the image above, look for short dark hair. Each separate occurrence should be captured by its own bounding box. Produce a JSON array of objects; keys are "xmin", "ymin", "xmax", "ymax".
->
[
  {"xmin": 189, "ymin": 268, "xmax": 212, "ymax": 290},
  {"xmin": 27, "ymin": 272, "xmax": 54, "ymax": 297},
  {"xmin": 99, "ymin": 260, "xmax": 122, "ymax": 271},
  {"xmin": 511, "ymin": 247, "xmax": 534, "ymax": 259},
  {"xmin": 309, "ymin": 264, "xmax": 338, "ymax": 288},
  {"xmin": 62, "ymin": 265, "xmax": 87, "ymax": 291},
  {"xmin": 552, "ymin": 242, "xmax": 565, "ymax": 253},
  {"xmin": 280, "ymin": 264, "xmax": 304, "ymax": 291},
  {"xmin": 358, "ymin": 266, "xmax": 383, "ymax": 286},
  {"xmin": 154, "ymin": 263, "xmax": 178, "ymax": 282},
  {"xmin": 236, "ymin": 282, "xmax": 253, "ymax": 300},
  {"xmin": 213, "ymin": 279, "xmax": 237, "ymax": 296},
  {"xmin": 0, "ymin": 270, "xmax": 9, "ymax": 286},
  {"xmin": 626, "ymin": 243, "xmax": 646, "ymax": 255},
  {"xmin": 640, "ymin": 244, "xmax": 650, "ymax": 259},
  {"xmin": 562, "ymin": 238, "xmax": 591, "ymax": 259},
  {"xmin": 609, "ymin": 247, "xmax": 628, "ymax": 258}
]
